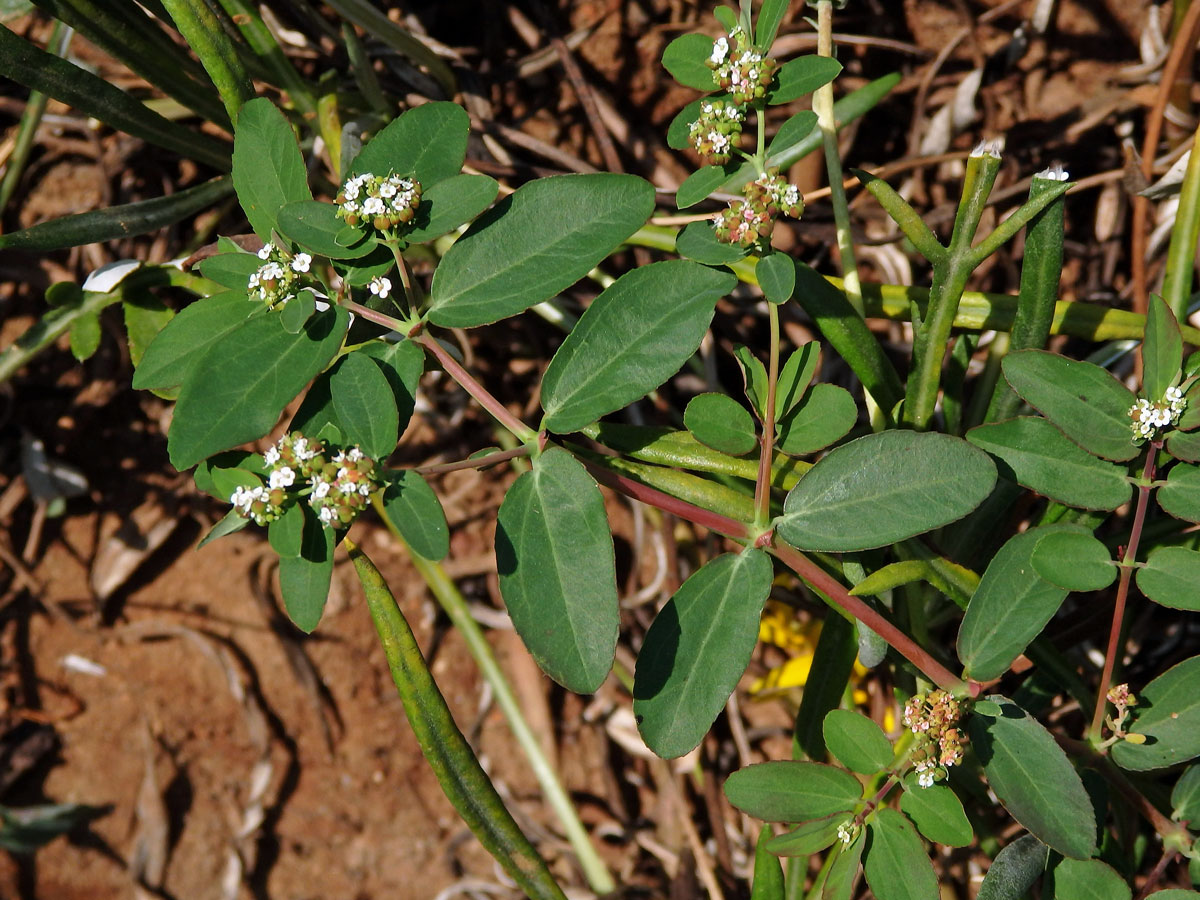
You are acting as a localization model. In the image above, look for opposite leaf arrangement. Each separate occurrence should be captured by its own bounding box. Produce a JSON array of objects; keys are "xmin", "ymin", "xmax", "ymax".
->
[{"xmin": 7, "ymin": 0, "xmax": 1200, "ymax": 897}]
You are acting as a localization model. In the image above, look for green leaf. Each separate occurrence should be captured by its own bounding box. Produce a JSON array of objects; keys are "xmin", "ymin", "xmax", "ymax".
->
[
  {"xmin": 778, "ymin": 431, "xmax": 996, "ymax": 552},
  {"xmin": 405, "ymin": 174, "xmax": 499, "ymax": 243},
  {"xmin": 1137, "ymin": 546, "xmax": 1200, "ymax": 611},
  {"xmin": 713, "ymin": 6, "xmax": 738, "ymax": 31},
  {"xmin": 289, "ymin": 371, "xmax": 341, "ymax": 443},
  {"xmin": 735, "ymin": 344, "xmax": 769, "ymax": 420},
  {"xmin": 0, "ymin": 24, "xmax": 231, "ymax": 170},
  {"xmin": 1051, "ymin": 858, "xmax": 1131, "ymax": 900},
  {"xmin": 958, "ymin": 527, "xmax": 1075, "ymax": 681},
  {"xmin": 268, "ymin": 502, "xmax": 306, "ymax": 558},
  {"xmin": 757, "ymin": 251, "xmax": 796, "ymax": 305},
  {"xmin": 1030, "ymin": 531, "xmax": 1116, "ymax": 592},
  {"xmin": 684, "ymin": 393, "xmax": 758, "ymax": 456},
  {"xmin": 1001, "ymin": 350, "xmax": 1139, "ymax": 462},
  {"xmin": 766, "ymin": 110, "xmax": 818, "ymax": 159},
  {"xmin": 1146, "ymin": 893, "xmax": 1200, "ymax": 900},
  {"xmin": 208, "ymin": 465, "xmax": 259, "ymax": 500},
  {"xmin": 763, "ymin": 814, "xmax": 844, "ymax": 857},
  {"xmin": 750, "ymin": 826, "xmax": 785, "ymax": 900},
  {"xmin": 330, "ymin": 351, "xmax": 399, "ymax": 459},
  {"xmin": 277, "ymin": 521, "xmax": 335, "ymax": 633},
  {"xmin": 969, "ymin": 695, "xmax": 1097, "ymax": 858},
  {"xmin": 348, "ymin": 101, "xmax": 469, "ymax": 189},
  {"xmin": 862, "ymin": 807, "xmax": 938, "ymax": 900},
  {"xmin": 380, "ymin": 469, "xmax": 449, "ymax": 562},
  {"xmin": 1171, "ymin": 764, "xmax": 1200, "ymax": 825},
  {"xmin": 776, "ymin": 383, "xmax": 857, "ymax": 456},
  {"xmin": 541, "ymin": 261, "xmax": 734, "ymax": 432},
  {"xmin": 122, "ymin": 293, "xmax": 174, "ymax": 368},
  {"xmin": 675, "ymin": 220, "xmax": 750, "ymax": 265},
  {"xmin": 755, "ymin": 0, "xmax": 788, "ymax": 50},
  {"xmin": 899, "ymin": 781, "xmax": 973, "ymax": 847},
  {"xmin": 275, "ymin": 200, "xmax": 378, "ymax": 259},
  {"xmin": 167, "ymin": 307, "xmax": 349, "ymax": 470},
  {"xmin": 822, "ymin": 710, "xmax": 892, "ymax": 774},
  {"xmin": 279, "ymin": 289, "xmax": 316, "ymax": 334},
  {"xmin": 1168, "ymin": 429, "xmax": 1200, "ymax": 463},
  {"xmin": 678, "ymin": 164, "xmax": 737, "ymax": 209},
  {"xmin": 495, "ymin": 448, "xmax": 618, "ymax": 693},
  {"xmin": 634, "ymin": 549, "xmax": 773, "ymax": 758},
  {"xmin": 977, "ymin": 834, "xmax": 1051, "ymax": 900},
  {"xmin": 768, "ymin": 56, "xmax": 842, "ymax": 105},
  {"xmin": 0, "ymin": 176, "xmax": 234, "ymax": 251},
  {"xmin": 232, "ymin": 98, "xmax": 312, "ymax": 241},
  {"xmin": 824, "ymin": 831, "xmax": 866, "ymax": 900},
  {"xmin": 667, "ymin": 97, "xmax": 707, "ymax": 150},
  {"xmin": 1112, "ymin": 654, "xmax": 1200, "ymax": 770},
  {"xmin": 794, "ymin": 613, "xmax": 856, "ymax": 762},
  {"xmin": 335, "ymin": 243, "xmax": 394, "ymax": 287},
  {"xmin": 198, "ymin": 249, "xmax": 260, "ymax": 289},
  {"xmin": 776, "ymin": 342, "xmax": 819, "ymax": 417},
  {"xmin": 197, "ymin": 509, "xmax": 250, "ymax": 548},
  {"xmin": 1157, "ymin": 463, "xmax": 1200, "ymax": 522},
  {"xmin": 68, "ymin": 311, "xmax": 101, "ymax": 361},
  {"xmin": 0, "ymin": 803, "xmax": 109, "ymax": 855},
  {"xmin": 428, "ymin": 173, "xmax": 655, "ymax": 328},
  {"xmin": 1144, "ymin": 294, "xmax": 1183, "ymax": 403},
  {"xmin": 194, "ymin": 450, "xmax": 263, "ymax": 499},
  {"xmin": 356, "ymin": 338, "xmax": 423, "ymax": 437},
  {"xmin": 662, "ymin": 33, "xmax": 717, "ymax": 90},
  {"xmin": 723, "ymin": 761, "xmax": 863, "ymax": 821},
  {"xmin": 966, "ymin": 417, "xmax": 1132, "ymax": 511}
]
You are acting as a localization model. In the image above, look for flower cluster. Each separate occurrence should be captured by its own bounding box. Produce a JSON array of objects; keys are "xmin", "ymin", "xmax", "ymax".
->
[
  {"xmin": 1129, "ymin": 386, "xmax": 1186, "ymax": 442},
  {"xmin": 247, "ymin": 242, "xmax": 313, "ymax": 309},
  {"xmin": 835, "ymin": 821, "xmax": 859, "ymax": 845},
  {"xmin": 229, "ymin": 433, "xmax": 379, "ymax": 530},
  {"xmin": 336, "ymin": 171, "xmax": 422, "ymax": 232},
  {"xmin": 707, "ymin": 26, "xmax": 777, "ymax": 104},
  {"xmin": 713, "ymin": 171, "xmax": 804, "ymax": 248},
  {"xmin": 687, "ymin": 99, "xmax": 745, "ymax": 164},
  {"xmin": 902, "ymin": 690, "xmax": 966, "ymax": 788}
]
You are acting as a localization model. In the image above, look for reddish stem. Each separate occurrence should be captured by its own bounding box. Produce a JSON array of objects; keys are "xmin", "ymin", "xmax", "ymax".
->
[
  {"xmin": 417, "ymin": 445, "xmax": 532, "ymax": 475},
  {"xmin": 415, "ymin": 335, "xmax": 537, "ymax": 443},
  {"xmin": 1090, "ymin": 444, "xmax": 1158, "ymax": 740}
]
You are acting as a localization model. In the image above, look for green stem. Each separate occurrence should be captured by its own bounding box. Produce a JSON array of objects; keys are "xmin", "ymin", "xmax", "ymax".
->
[
  {"xmin": 344, "ymin": 540, "xmax": 568, "ymax": 900},
  {"xmin": 212, "ymin": 0, "xmax": 317, "ymax": 117},
  {"xmin": 0, "ymin": 22, "xmax": 70, "ymax": 215},
  {"xmin": 160, "ymin": 0, "xmax": 255, "ymax": 124},
  {"xmin": 323, "ymin": 0, "xmax": 456, "ymax": 97},
  {"xmin": 755, "ymin": 303, "xmax": 780, "ymax": 528},
  {"xmin": 1161, "ymin": 122, "xmax": 1200, "ymax": 321},
  {"xmin": 812, "ymin": 0, "xmax": 863, "ymax": 316},
  {"xmin": 369, "ymin": 512, "xmax": 615, "ymax": 895}
]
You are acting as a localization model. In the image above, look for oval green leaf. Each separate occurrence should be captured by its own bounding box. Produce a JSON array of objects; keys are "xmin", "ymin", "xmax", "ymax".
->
[
  {"xmin": 1167, "ymin": 429, "xmax": 1200, "ymax": 463},
  {"xmin": 969, "ymin": 695, "xmax": 1097, "ymax": 859},
  {"xmin": 776, "ymin": 343, "xmax": 819, "ymax": 417},
  {"xmin": 899, "ymin": 781, "xmax": 973, "ymax": 847},
  {"xmin": 678, "ymin": 164, "xmax": 737, "ymax": 209},
  {"xmin": 380, "ymin": 469, "xmax": 449, "ymax": 562},
  {"xmin": 167, "ymin": 307, "xmax": 349, "ymax": 470},
  {"xmin": 1031, "ymin": 530, "xmax": 1117, "ymax": 592},
  {"xmin": 958, "ymin": 527, "xmax": 1075, "ymax": 681},
  {"xmin": 977, "ymin": 834, "xmax": 1051, "ymax": 900},
  {"xmin": 766, "ymin": 111, "xmax": 818, "ymax": 159},
  {"xmin": 751, "ymin": 826, "xmax": 785, "ymax": 900},
  {"xmin": 1112, "ymin": 654, "xmax": 1200, "ymax": 771},
  {"xmin": 268, "ymin": 501, "xmax": 306, "ymax": 558},
  {"xmin": 495, "ymin": 448, "xmax": 618, "ymax": 693},
  {"xmin": 348, "ymin": 101, "xmax": 469, "ymax": 189},
  {"xmin": 775, "ymin": 383, "xmax": 857, "ymax": 456},
  {"xmin": 232, "ymin": 98, "xmax": 312, "ymax": 241},
  {"xmin": 1157, "ymin": 463, "xmax": 1200, "ymax": 523},
  {"xmin": 541, "ymin": 260, "xmax": 735, "ymax": 433},
  {"xmin": 822, "ymin": 710, "xmax": 892, "ymax": 774},
  {"xmin": 675, "ymin": 220, "xmax": 750, "ymax": 265},
  {"xmin": 405, "ymin": 174, "xmax": 499, "ymax": 243},
  {"xmin": 1001, "ymin": 350, "xmax": 1138, "ymax": 461},
  {"xmin": 1171, "ymin": 764, "xmax": 1200, "ymax": 824},
  {"xmin": 1051, "ymin": 858, "xmax": 1131, "ymax": 900},
  {"xmin": 756, "ymin": 251, "xmax": 796, "ymax": 305},
  {"xmin": 777, "ymin": 431, "xmax": 996, "ymax": 552},
  {"xmin": 863, "ymin": 807, "xmax": 938, "ymax": 900},
  {"xmin": 634, "ymin": 550, "xmax": 773, "ymax": 758},
  {"xmin": 724, "ymin": 761, "xmax": 862, "ymax": 822},
  {"xmin": 356, "ymin": 339, "xmax": 424, "ymax": 438},
  {"xmin": 1137, "ymin": 546, "xmax": 1200, "ymax": 611},
  {"xmin": 1144, "ymin": 294, "xmax": 1183, "ymax": 404},
  {"xmin": 662, "ymin": 33, "xmax": 717, "ymax": 91},
  {"xmin": 330, "ymin": 351, "xmax": 399, "ymax": 460},
  {"xmin": 768, "ymin": 56, "xmax": 843, "ymax": 105},
  {"xmin": 277, "ymin": 521, "xmax": 335, "ymax": 633},
  {"xmin": 684, "ymin": 393, "xmax": 758, "ymax": 456},
  {"xmin": 275, "ymin": 200, "xmax": 378, "ymax": 259},
  {"xmin": 198, "ymin": 250, "xmax": 261, "ymax": 289},
  {"xmin": 967, "ymin": 417, "xmax": 1133, "ymax": 510},
  {"xmin": 763, "ymin": 814, "xmax": 844, "ymax": 857},
  {"xmin": 428, "ymin": 173, "xmax": 655, "ymax": 328}
]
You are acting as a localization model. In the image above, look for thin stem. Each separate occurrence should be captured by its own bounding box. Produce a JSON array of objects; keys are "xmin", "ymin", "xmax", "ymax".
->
[
  {"xmin": 382, "ymin": 235, "xmax": 418, "ymax": 309},
  {"xmin": 367, "ymin": 508, "xmax": 615, "ymax": 895},
  {"xmin": 416, "ymin": 445, "xmax": 532, "ymax": 475},
  {"xmin": 1090, "ymin": 444, "xmax": 1159, "ymax": 740},
  {"xmin": 340, "ymin": 297, "xmax": 406, "ymax": 332},
  {"xmin": 812, "ymin": 0, "xmax": 864, "ymax": 316},
  {"xmin": 755, "ymin": 303, "xmax": 780, "ymax": 528},
  {"xmin": 415, "ymin": 334, "xmax": 538, "ymax": 443}
]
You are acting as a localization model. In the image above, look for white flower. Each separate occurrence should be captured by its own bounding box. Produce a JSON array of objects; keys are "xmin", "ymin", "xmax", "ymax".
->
[
  {"xmin": 291, "ymin": 253, "xmax": 312, "ymax": 273},
  {"xmin": 918, "ymin": 771, "xmax": 935, "ymax": 788},
  {"xmin": 268, "ymin": 466, "xmax": 296, "ymax": 490},
  {"xmin": 318, "ymin": 505, "xmax": 337, "ymax": 525},
  {"xmin": 710, "ymin": 36, "xmax": 729, "ymax": 65},
  {"xmin": 369, "ymin": 276, "xmax": 392, "ymax": 299},
  {"xmin": 362, "ymin": 196, "xmax": 385, "ymax": 216},
  {"xmin": 310, "ymin": 478, "xmax": 331, "ymax": 500},
  {"xmin": 346, "ymin": 447, "xmax": 364, "ymax": 462},
  {"xmin": 257, "ymin": 242, "xmax": 275, "ymax": 260},
  {"xmin": 378, "ymin": 181, "xmax": 397, "ymax": 198},
  {"xmin": 293, "ymin": 437, "xmax": 315, "ymax": 460},
  {"xmin": 264, "ymin": 445, "xmax": 281, "ymax": 466},
  {"xmin": 260, "ymin": 261, "xmax": 284, "ymax": 281}
]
